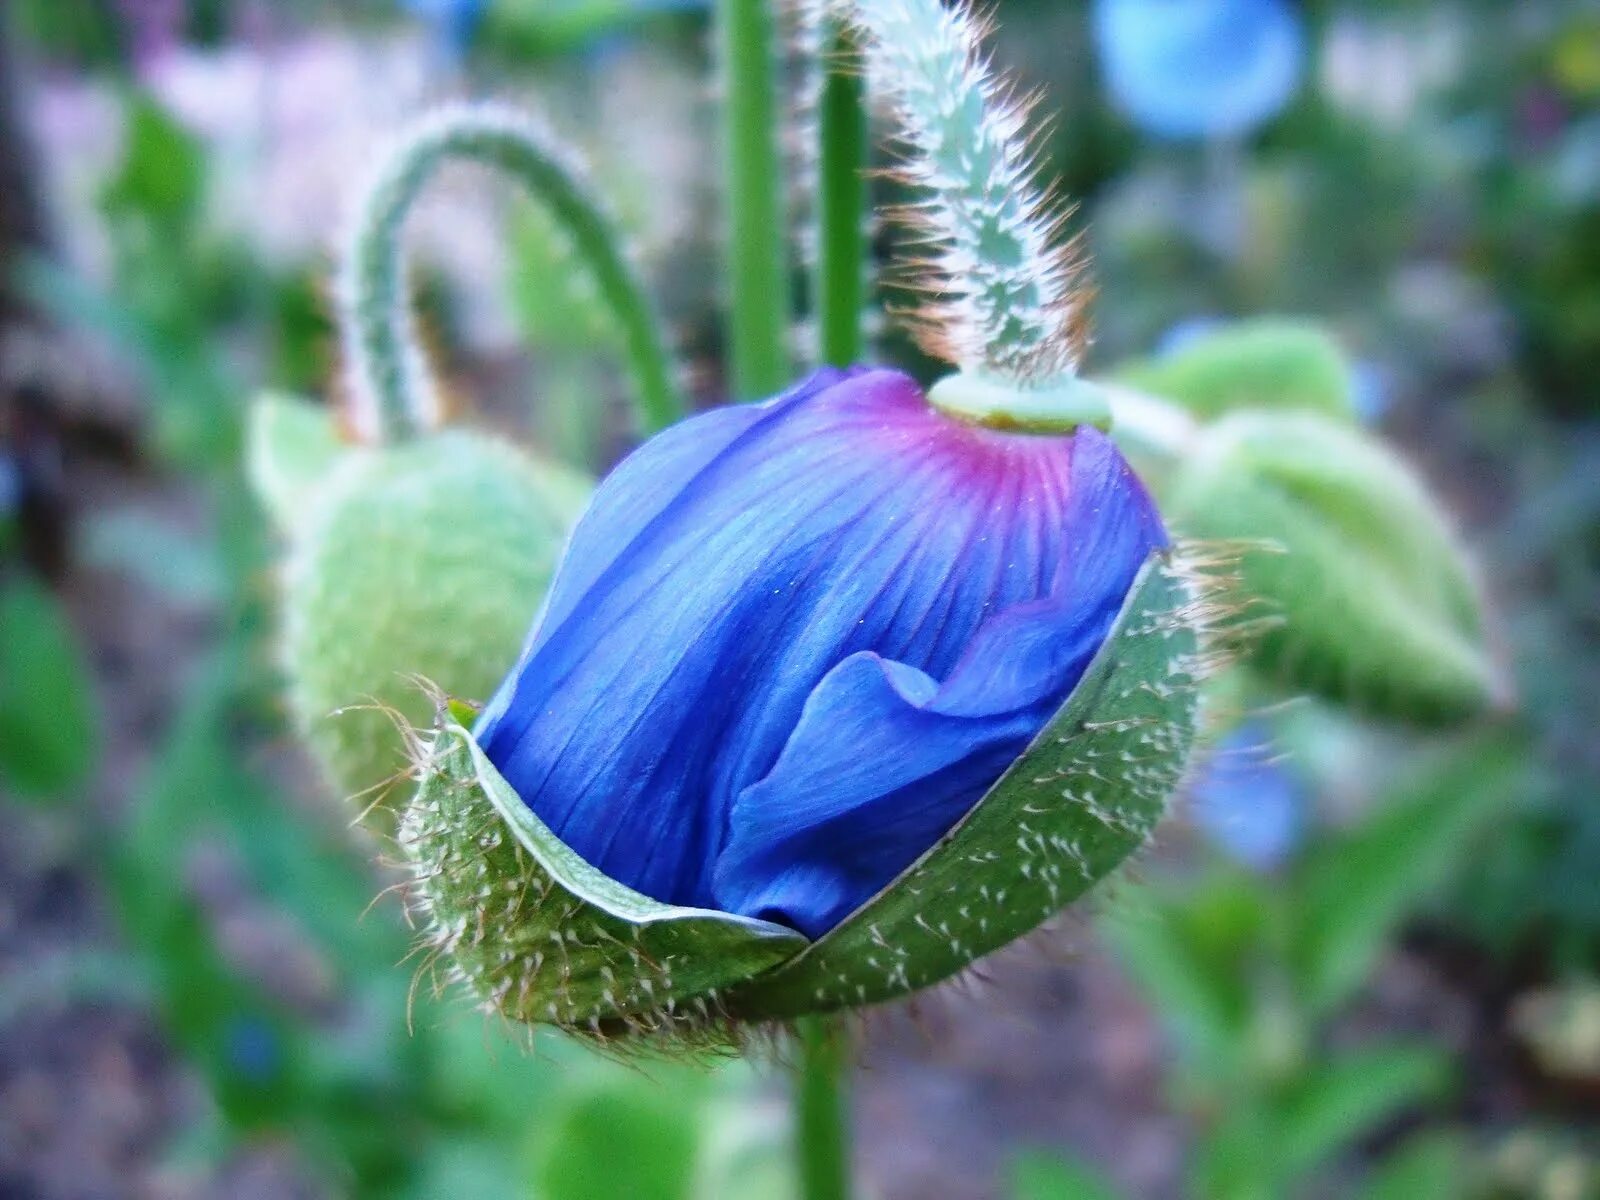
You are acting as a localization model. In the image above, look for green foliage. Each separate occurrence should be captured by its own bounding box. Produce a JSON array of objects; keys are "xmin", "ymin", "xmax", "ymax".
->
[
  {"xmin": 1009, "ymin": 1152, "xmax": 1124, "ymax": 1200},
  {"xmin": 538, "ymin": 1073, "xmax": 703, "ymax": 1200},
  {"xmin": 1289, "ymin": 733, "xmax": 1526, "ymax": 1015},
  {"xmin": 1169, "ymin": 411, "xmax": 1498, "ymax": 723},
  {"xmin": 0, "ymin": 574, "xmax": 96, "ymax": 799},
  {"xmin": 1355, "ymin": 1132, "xmax": 1471, "ymax": 1200},
  {"xmin": 1102, "ymin": 731, "xmax": 1513, "ymax": 1199}
]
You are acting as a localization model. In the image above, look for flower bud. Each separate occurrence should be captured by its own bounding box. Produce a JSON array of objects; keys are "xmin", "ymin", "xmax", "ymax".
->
[
  {"xmin": 1169, "ymin": 410, "xmax": 1500, "ymax": 723},
  {"xmin": 250, "ymin": 395, "xmax": 590, "ymax": 805},
  {"xmin": 400, "ymin": 368, "xmax": 1209, "ymax": 1036},
  {"xmin": 1114, "ymin": 319, "xmax": 1358, "ymax": 423}
]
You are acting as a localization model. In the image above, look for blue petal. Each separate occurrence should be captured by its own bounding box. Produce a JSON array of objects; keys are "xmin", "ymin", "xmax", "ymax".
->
[
  {"xmin": 713, "ymin": 431, "xmax": 1166, "ymax": 936},
  {"xmin": 476, "ymin": 369, "xmax": 1166, "ymax": 935},
  {"xmin": 1092, "ymin": 0, "xmax": 1304, "ymax": 140}
]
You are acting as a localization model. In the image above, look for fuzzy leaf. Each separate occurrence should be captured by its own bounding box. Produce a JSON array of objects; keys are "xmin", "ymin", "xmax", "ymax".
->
[
  {"xmin": 726, "ymin": 555, "xmax": 1202, "ymax": 1018},
  {"xmin": 1115, "ymin": 320, "xmax": 1357, "ymax": 423},
  {"xmin": 403, "ymin": 726, "xmax": 808, "ymax": 1035},
  {"xmin": 1170, "ymin": 411, "xmax": 1498, "ymax": 724}
]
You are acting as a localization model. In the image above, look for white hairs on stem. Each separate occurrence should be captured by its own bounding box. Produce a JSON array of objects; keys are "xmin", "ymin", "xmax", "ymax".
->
[{"xmin": 831, "ymin": 0, "xmax": 1089, "ymax": 382}]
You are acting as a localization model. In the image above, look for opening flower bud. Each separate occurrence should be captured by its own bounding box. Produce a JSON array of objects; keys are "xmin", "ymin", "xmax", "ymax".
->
[{"xmin": 403, "ymin": 368, "xmax": 1209, "ymax": 1036}]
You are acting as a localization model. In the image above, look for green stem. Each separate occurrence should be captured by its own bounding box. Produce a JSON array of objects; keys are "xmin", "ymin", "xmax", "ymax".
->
[
  {"xmin": 716, "ymin": 0, "xmax": 791, "ymax": 397},
  {"xmin": 342, "ymin": 101, "xmax": 684, "ymax": 443},
  {"xmin": 796, "ymin": 1016, "xmax": 853, "ymax": 1200},
  {"xmin": 814, "ymin": 20, "xmax": 868, "ymax": 368}
]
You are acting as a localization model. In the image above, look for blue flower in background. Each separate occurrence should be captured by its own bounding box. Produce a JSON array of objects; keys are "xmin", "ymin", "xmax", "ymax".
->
[
  {"xmin": 1092, "ymin": 0, "xmax": 1305, "ymax": 140},
  {"xmin": 401, "ymin": 0, "xmax": 488, "ymax": 61},
  {"xmin": 1189, "ymin": 721, "xmax": 1305, "ymax": 870},
  {"xmin": 223, "ymin": 1016, "xmax": 282, "ymax": 1084},
  {"xmin": 476, "ymin": 368, "xmax": 1166, "ymax": 938}
]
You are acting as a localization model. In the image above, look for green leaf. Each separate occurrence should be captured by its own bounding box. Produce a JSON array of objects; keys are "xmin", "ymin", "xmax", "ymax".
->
[
  {"xmin": 100, "ymin": 92, "xmax": 205, "ymax": 227},
  {"xmin": 1276, "ymin": 1045, "xmax": 1453, "ymax": 1178},
  {"xmin": 0, "ymin": 576, "xmax": 96, "ymax": 799},
  {"xmin": 1009, "ymin": 1151, "xmax": 1125, "ymax": 1200},
  {"xmin": 729, "ymin": 554, "xmax": 1202, "ymax": 1018},
  {"xmin": 536, "ymin": 1071, "xmax": 703, "ymax": 1200},
  {"xmin": 1191, "ymin": 1104, "xmax": 1281, "ymax": 1200},
  {"xmin": 246, "ymin": 393, "xmax": 350, "ymax": 533},
  {"xmin": 1290, "ymin": 734, "xmax": 1521, "ymax": 1015},
  {"xmin": 1114, "ymin": 320, "xmax": 1357, "ymax": 423},
  {"xmin": 402, "ymin": 725, "xmax": 808, "ymax": 1033},
  {"xmin": 1356, "ymin": 1131, "xmax": 1471, "ymax": 1200},
  {"xmin": 1094, "ymin": 876, "xmax": 1267, "ymax": 1075},
  {"xmin": 1169, "ymin": 411, "xmax": 1499, "ymax": 724}
]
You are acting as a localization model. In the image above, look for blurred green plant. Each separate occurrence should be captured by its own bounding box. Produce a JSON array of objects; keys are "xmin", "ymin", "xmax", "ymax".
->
[
  {"xmin": 0, "ymin": 573, "xmax": 96, "ymax": 799},
  {"xmin": 1092, "ymin": 733, "xmax": 1522, "ymax": 1200}
]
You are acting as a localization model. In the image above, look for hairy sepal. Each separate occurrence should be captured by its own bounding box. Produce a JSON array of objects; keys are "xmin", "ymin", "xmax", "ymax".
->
[
  {"xmin": 402, "ymin": 723, "xmax": 808, "ymax": 1041},
  {"xmin": 725, "ymin": 552, "xmax": 1206, "ymax": 1018}
]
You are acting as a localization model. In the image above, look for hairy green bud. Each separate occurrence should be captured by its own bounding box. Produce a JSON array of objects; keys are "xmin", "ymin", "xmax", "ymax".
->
[
  {"xmin": 1115, "ymin": 320, "xmax": 1358, "ymax": 423},
  {"xmin": 1169, "ymin": 411, "xmax": 1500, "ymax": 723},
  {"xmin": 251, "ymin": 395, "xmax": 590, "ymax": 808}
]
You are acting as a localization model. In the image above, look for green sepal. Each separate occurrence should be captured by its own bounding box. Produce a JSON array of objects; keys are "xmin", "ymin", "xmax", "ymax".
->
[
  {"xmin": 724, "ymin": 553, "xmax": 1203, "ymax": 1019},
  {"xmin": 246, "ymin": 392, "xmax": 349, "ymax": 533},
  {"xmin": 1114, "ymin": 320, "xmax": 1358, "ymax": 423},
  {"xmin": 403, "ymin": 724, "xmax": 808, "ymax": 1036},
  {"xmin": 1169, "ymin": 411, "xmax": 1499, "ymax": 724}
]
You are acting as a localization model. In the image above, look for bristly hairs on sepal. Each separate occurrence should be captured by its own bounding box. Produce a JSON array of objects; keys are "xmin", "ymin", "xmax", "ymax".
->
[{"xmin": 821, "ymin": 0, "xmax": 1092, "ymax": 384}]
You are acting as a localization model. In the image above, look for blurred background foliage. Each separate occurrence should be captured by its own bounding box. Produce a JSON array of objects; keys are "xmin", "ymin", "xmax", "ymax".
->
[{"xmin": 0, "ymin": 0, "xmax": 1595, "ymax": 1197}]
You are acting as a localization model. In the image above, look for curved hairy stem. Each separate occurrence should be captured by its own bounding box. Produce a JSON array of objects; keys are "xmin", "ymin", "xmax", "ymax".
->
[
  {"xmin": 830, "ymin": 0, "xmax": 1088, "ymax": 385},
  {"xmin": 340, "ymin": 101, "xmax": 685, "ymax": 443}
]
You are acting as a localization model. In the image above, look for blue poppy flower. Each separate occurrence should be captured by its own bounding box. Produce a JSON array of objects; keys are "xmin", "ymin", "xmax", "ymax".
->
[
  {"xmin": 1189, "ymin": 721, "xmax": 1305, "ymax": 870},
  {"xmin": 1091, "ymin": 0, "xmax": 1305, "ymax": 140},
  {"xmin": 475, "ymin": 368, "xmax": 1166, "ymax": 938},
  {"xmin": 401, "ymin": 0, "xmax": 488, "ymax": 60}
]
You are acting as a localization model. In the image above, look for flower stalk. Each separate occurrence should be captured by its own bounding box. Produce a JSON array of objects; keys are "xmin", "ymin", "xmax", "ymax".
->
[
  {"xmin": 717, "ymin": 0, "xmax": 793, "ymax": 397},
  {"xmin": 340, "ymin": 101, "xmax": 684, "ymax": 443},
  {"xmin": 833, "ymin": 0, "xmax": 1090, "ymax": 386},
  {"xmin": 813, "ymin": 18, "xmax": 868, "ymax": 368},
  {"xmin": 796, "ymin": 1016, "xmax": 853, "ymax": 1200}
]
